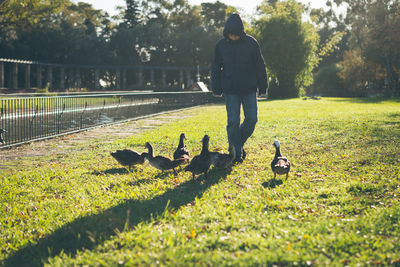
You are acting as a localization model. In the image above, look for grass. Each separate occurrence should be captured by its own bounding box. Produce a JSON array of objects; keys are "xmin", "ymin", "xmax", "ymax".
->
[{"xmin": 0, "ymin": 97, "xmax": 399, "ymax": 266}]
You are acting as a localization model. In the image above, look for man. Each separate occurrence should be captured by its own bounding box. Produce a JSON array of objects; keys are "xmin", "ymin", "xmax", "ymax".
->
[{"xmin": 211, "ymin": 13, "xmax": 268, "ymax": 163}]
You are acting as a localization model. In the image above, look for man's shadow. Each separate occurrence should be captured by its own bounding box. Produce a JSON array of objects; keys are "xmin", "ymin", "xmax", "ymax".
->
[{"xmin": 4, "ymin": 167, "xmax": 232, "ymax": 267}]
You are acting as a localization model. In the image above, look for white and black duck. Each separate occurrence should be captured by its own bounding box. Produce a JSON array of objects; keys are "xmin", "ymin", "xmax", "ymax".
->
[
  {"xmin": 173, "ymin": 133, "xmax": 190, "ymax": 162},
  {"xmin": 271, "ymin": 140, "xmax": 291, "ymax": 179},
  {"xmin": 0, "ymin": 129, "xmax": 6, "ymax": 144}
]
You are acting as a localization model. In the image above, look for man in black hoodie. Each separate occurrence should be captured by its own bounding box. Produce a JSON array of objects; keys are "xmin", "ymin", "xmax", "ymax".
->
[{"xmin": 211, "ymin": 13, "xmax": 268, "ymax": 163}]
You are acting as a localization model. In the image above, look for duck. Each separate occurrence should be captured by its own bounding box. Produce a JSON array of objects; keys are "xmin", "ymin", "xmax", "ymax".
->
[
  {"xmin": 145, "ymin": 142, "xmax": 185, "ymax": 175},
  {"xmin": 210, "ymin": 146, "xmax": 236, "ymax": 169},
  {"xmin": 184, "ymin": 134, "xmax": 212, "ymax": 179},
  {"xmin": 271, "ymin": 140, "xmax": 291, "ymax": 179},
  {"xmin": 110, "ymin": 149, "xmax": 148, "ymax": 171},
  {"xmin": 0, "ymin": 129, "xmax": 6, "ymax": 144},
  {"xmin": 173, "ymin": 133, "xmax": 190, "ymax": 162}
]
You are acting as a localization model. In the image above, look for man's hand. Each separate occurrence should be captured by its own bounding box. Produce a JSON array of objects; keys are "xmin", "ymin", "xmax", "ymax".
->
[
  {"xmin": 212, "ymin": 92, "xmax": 223, "ymax": 97},
  {"xmin": 257, "ymin": 91, "xmax": 267, "ymax": 98}
]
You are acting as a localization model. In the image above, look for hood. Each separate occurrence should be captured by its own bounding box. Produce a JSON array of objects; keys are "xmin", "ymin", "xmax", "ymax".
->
[{"xmin": 223, "ymin": 13, "xmax": 245, "ymax": 39}]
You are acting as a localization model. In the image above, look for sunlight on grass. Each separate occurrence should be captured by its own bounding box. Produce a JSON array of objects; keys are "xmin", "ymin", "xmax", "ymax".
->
[{"xmin": 1, "ymin": 97, "xmax": 399, "ymax": 266}]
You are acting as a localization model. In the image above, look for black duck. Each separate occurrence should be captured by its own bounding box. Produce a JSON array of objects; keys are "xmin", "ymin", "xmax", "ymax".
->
[
  {"xmin": 145, "ymin": 142, "xmax": 185, "ymax": 175},
  {"xmin": 210, "ymin": 146, "xmax": 236, "ymax": 169},
  {"xmin": 173, "ymin": 133, "xmax": 190, "ymax": 162},
  {"xmin": 271, "ymin": 140, "xmax": 291, "ymax": 179},
  {"xmin": 184, "ymin": 134, "xmax": 212, "ymax": 179},
  {"xmin": 0, "ymin": 129, "xmax": 6, "ymax": 144},
  {"xmin": 110, "ymin": 149, "xmax": 147, "ymax": 171}
]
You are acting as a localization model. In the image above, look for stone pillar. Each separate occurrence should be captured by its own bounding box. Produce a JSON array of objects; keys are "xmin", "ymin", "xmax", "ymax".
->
[
  {"xmin": 0, "ymin": 62, "xmax": 4, "ymax": 88},
  {"xmin": 116, "ymin": 68, "xmax": 121, "ymax": 89},
  {"xmin": 150, "ymin": 69, "xmax": 155, "ymax": 88},
  {"xmin": 59, "ymin": 67, "xmax": 65, "ymax": 91},
  {"xmin": 25, "ymin": 64, "xmax": 31, "ymax": 90},
  {"xmin": 76, "ymin": 68, "xmax": 81, "ymax": 89},
  {"xmin": 179, "ymin": 70, "xmax": 184, "ymax": 89},
  {"xmin": 37, "ymin": 65, "xmax": 42, "ymax": 89},
  {"xmin": 162, "ymin": 70, "xmax": 167, "ymax": 88},
  {"xmin": 94, "ymin": 68, "xmax": 100, "ymax": 90},
  {"xmin": 186, "ymin": 70, "xmax": 191, "ymax": 89},
  {"xmin": 137, "ymin": 68, "xmax": 143, "ymax": 87},
  {"xmin": 122, "ymin": 69, "xmax": 127, "ymax": 89},
  {"xmin": 12, "ymin": 63, "xmax": 18, "ymax": 89},
  {"xmin": 47, "ymin": 66, "xmax": 53, "ymax": 89}
]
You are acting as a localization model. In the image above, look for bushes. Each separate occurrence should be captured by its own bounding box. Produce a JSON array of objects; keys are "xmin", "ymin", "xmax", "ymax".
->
[{"xmin": 312, "ymin": 64, "xmax": 345, "ymax": 96}]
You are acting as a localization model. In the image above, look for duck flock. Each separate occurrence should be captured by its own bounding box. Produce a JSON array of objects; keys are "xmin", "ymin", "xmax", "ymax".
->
[
  {"xmin": 110, "ymin": 133, "xmax": 291, "ymax": 179},
  {"xmin": 0, "ymin": 127, "xmax": 290, "ymax": 179}
]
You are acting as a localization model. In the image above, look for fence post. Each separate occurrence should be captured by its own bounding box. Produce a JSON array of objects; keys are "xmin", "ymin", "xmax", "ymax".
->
[
  {"xmin": 12, "ymin": 63, "xmax": 18, "ymax": 89},
  {"xmin": 0, "ymin": 62, "xmax": 4, "ymax": 89},
  {"xmin": 25, "ymin": 64, "xmax": 31, "ymax": 90}
]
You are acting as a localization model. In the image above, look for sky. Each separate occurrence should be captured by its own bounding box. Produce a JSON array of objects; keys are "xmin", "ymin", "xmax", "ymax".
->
[{"xmin": 74, "ymin": 0, "xmax": 330, "ymax": 17}]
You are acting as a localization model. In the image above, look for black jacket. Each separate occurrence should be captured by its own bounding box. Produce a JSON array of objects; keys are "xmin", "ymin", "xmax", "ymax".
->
[{"xmin": 211, "ymin": 13, "xmax": 268, "ymax": 96}]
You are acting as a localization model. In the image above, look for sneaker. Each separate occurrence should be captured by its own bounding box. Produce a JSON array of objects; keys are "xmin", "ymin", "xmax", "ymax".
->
[{"xmin": 242, "ymin": 148, "xmax": 246, "ymax": 160}]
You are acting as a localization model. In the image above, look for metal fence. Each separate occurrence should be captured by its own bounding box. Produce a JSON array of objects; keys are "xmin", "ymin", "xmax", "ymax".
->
[{"xmin": 0, "ymin": 91, "xmax": 220, "ymax": 148}]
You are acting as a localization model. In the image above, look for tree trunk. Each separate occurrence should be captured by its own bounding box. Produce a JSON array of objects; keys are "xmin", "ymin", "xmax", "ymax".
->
[{"xmin": 384, "ymin": 54, "xmax": 393, "ymax": 97}]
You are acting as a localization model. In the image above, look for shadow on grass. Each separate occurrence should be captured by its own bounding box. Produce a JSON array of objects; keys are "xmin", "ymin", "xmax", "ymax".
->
[
  {"xmin": 386, "ymin": 112, "xmax": 400, "ymax": 119},
  {"xmin": 329, "ymin": 97, "xmax": 400, "ymax": 104},
  {"xmin": 3, "ymin": 167, "xmax": 232, "ymax": 267},
  {"xmin": 92, "ymin": 167, "xmax": 155, "ymax": 176},
  {"xmin": 91, "ymin": 168, "xmax": 129, "ymax": 175},
  {"xmin": 262, "ymin": 178, "xmax": 283, "ymax": 189}
]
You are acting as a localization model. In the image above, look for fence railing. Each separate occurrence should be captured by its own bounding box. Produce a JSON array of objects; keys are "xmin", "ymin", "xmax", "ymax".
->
[{"xmin": 0, "ymin": 91, "xmax": 220, "ymax": 148}]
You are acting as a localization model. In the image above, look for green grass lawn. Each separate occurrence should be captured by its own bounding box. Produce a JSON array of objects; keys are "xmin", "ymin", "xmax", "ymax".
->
[{"xmin": 1, "ymin": 97, "xmax": 399, "ymax": 266}]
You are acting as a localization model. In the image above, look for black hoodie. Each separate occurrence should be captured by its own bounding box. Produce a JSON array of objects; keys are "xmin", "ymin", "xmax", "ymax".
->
[{"xmin": 211, "ymin": 13, "xmax": 268, "ymax": 96}]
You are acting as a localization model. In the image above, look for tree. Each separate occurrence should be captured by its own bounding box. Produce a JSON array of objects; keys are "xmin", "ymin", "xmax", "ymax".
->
[
  {"xmin": 200, "ymin": 1, "xmax": 228, "ymax": 30},
  {"xmin": 0, "ymin": 0, "xmax": 112, "ymax": 64},
  {"xmin": 335, "ymin": 0, "xmax": 400, "ymax": 96},
  {"xmin": 124, "ymin": 0, "xmax": 142, "ymax": 27},
  {"xmin": 337, "ymin": 49, "xmax": 386, "ymax": 96},
  {"xmin": 253, "ymin": 0, "xmax": 319, "ymax": 98}
]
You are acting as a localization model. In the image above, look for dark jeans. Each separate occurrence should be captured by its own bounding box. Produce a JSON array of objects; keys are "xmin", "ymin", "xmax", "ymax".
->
[{"xmin": 225, "ymin": 92, "xmax": 258, "ymax": 159}]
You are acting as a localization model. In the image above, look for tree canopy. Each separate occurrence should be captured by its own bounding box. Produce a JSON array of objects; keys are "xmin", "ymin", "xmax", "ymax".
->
[
  {"xmin": 252, "ymin": 0, "xmax": 319, "ymax": 98},
  {"xmin": 0, "ymin": 0, "xmax": 398, "ymax": 96}
]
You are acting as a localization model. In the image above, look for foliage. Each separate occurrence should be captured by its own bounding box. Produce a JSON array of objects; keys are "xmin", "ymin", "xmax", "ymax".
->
[
  {"xmin": 1, "ymin": 98, "xmax": 400, "ymax": 266},
  {"xmin": 312, "ymin": 63, "xmax": 346, "ymax": 96},
  {"xmin": 315, "ymin": 0, "xmax": 400, "ymax": 96},
  {"xmin": 1, "ymin": 0, "xmax": 399, "ymax": 97},
  {"xmin": 0, "ymin": 0, "xmax": 231, "ymax": 68},
  {"xmin": 309, "ymin": 2, "xmax": 348, "ymax": 67},
  {"xmin": 253, "ymin": 0, "xmax": 319, "ymax": 98},
  {"xmin": 337, "ymin": 49, "xmax": 386, "ymax": 96},
  {"xmin": 0, "ymin": 0, "xmax": 113, "ymax": 64}
]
